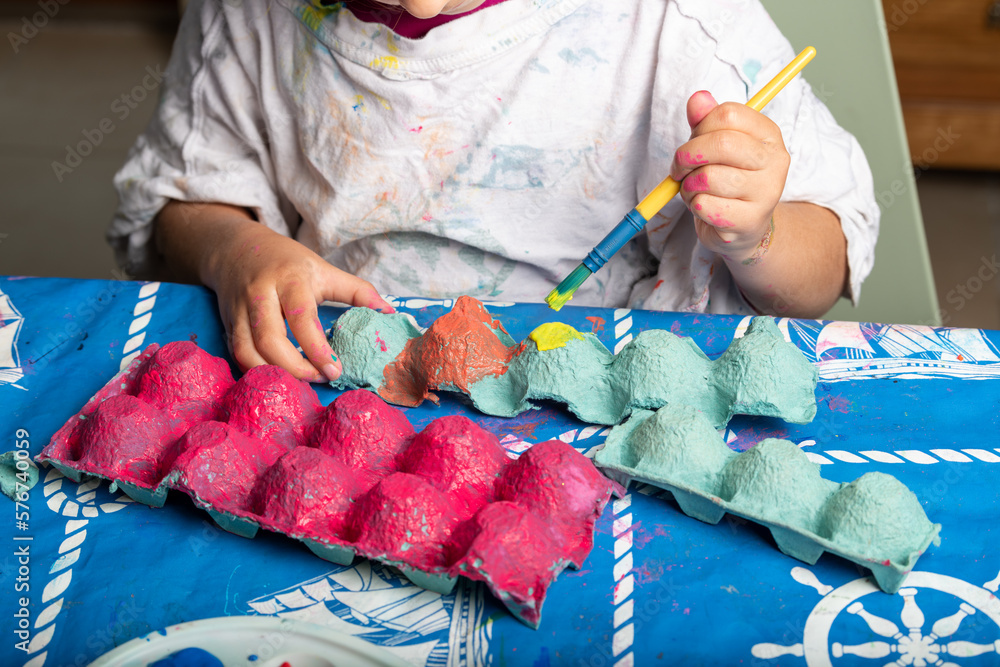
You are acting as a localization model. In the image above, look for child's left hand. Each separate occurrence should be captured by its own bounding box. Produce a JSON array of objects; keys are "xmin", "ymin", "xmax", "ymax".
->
[{"xmin": 669, "ymin": 90, "xmax": 790, "ymax": 262}]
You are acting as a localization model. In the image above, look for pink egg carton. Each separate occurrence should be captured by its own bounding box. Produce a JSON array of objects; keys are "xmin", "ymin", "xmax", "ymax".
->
[{"xmin": 38, "ymin": 341, "xmax": 621, "ymax": 628}]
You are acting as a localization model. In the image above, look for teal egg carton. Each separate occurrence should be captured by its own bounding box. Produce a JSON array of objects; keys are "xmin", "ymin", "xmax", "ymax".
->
[
  {"xmin": 331, "ymin": 296, "xmax": 818, "ymax": 427},
  {"xmin": 594, "ymin": 403, "xmax": 941, "ymax": 594}
]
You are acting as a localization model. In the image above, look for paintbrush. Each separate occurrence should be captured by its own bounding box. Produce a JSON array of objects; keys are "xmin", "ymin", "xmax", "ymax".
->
[{"xmin": 545, "ymin": 46, "xmax": 817, "ymax": 311}]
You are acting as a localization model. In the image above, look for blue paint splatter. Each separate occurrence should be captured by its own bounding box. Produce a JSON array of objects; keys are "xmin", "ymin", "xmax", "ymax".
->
[
  {"xmin": 528, "ymin": 58, "xmax": 550, "ymax": 74},
  {"xmin": 476, "ymin": 145, "xmax": 548, "ymax": 190},
  {"xmin": 149, "ymin": 648, "xmax": 224, "ymax": 667},
  {"xmin": 532, "ymin": 647, "xmax": 551, "ymax": 667},
  {"xmin": 558, "ymin": 47, "xmax": 607, "ymax": 66},
  {"xmin": 743, "ymin": 59, "xmax": 762, "ymax": 85}
]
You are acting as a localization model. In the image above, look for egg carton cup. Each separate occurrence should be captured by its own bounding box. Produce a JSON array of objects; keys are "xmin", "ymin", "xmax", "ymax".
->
[
  {"xmin": 330, "ymin": 296, "xmax": 818, "ymax": 428},
  {"xmin": 38, "ymin": 341, "xmax": 621, "ymax": 628},
  {"xmin": 594, "ymin": 403, "xmax": 941, "ymax": 594}
]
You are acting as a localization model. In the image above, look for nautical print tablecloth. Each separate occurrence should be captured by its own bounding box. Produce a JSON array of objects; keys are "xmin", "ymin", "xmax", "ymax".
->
[{"xmin": 1, "ymin": 276, "xmax": 999, "ymax": 667}]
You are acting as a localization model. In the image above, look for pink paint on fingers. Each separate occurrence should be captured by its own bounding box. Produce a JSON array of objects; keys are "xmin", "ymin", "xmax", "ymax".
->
[
  {"xmin": 707, "ymin": 213, "xmax": 735, "ymax": 229},
  {"xmin": 677, "ymin": 151, "xmax": 710, "ymax": 168},
  {"xmin": 694, "ymin": 203, "xmax": 703, "ymax": 211},
  {"xmin": 287, "ymin": 307, "xmax": 306, "ymax": 316},
  {"xmin": 684, "ymin": 172, "xmax": 710, "ymax": 193},
  {"xmin": 365, "ymin": 289, "xmax": 395, "ymax": 314}
]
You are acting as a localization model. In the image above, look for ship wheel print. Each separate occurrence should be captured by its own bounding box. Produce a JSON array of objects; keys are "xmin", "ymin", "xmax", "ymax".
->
[{"xmin": 751, "ymin": 567, "xmax": 1000, "ymax": 666}]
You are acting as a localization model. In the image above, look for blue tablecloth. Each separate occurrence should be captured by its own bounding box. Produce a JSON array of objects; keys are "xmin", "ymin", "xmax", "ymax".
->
[{"xmin": 2, "ymin": 276, "xmax": 999, "ymax": 667}]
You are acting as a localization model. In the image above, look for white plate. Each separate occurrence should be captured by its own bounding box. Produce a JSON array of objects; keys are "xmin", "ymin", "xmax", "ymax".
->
[{"xmin": 89, "ymin": 616, "xmax": 411, "ymax": 667}]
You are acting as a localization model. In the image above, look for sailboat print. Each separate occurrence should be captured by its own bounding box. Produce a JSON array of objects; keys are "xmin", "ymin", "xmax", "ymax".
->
[
  {"xmin": 0, "ymin": 287, "xmax": 24, "ymax": 387},
  {"xmin": 245, "ymin": 560, "xmax": 492, "ymax": 666},
  {"xmin": 783, "ymin": 319, "xmax": 1000, "ymax": 381}
]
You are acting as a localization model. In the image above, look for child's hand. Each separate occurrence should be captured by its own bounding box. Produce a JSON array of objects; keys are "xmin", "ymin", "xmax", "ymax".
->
[
  {"xmin": 156, "ymin": 202, "xmax": 394, "ymax": 383},
  {"xmin": 669, "ymin": 91, "xmax": 790, "ymax": 261},
  {"xmin": 208, "ymin": 226, "xmax": 395, "ymax": 383}
]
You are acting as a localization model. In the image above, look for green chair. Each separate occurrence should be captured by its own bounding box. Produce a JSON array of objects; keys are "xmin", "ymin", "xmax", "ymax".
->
[{"xmin": 761, "ymin": 0, "xmax": 940, "ymax": 325}]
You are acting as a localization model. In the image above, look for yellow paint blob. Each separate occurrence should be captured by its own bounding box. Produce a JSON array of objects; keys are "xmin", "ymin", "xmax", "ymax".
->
[
  {"xmin": 529, "ymin": 322, "xmax": 585, "ymax": 351},
  {"xmin": 369, "ymin": 55, "xmax": 400, "ymax": 70},
  {"xmin": 298, "ymin": 0, "xmax": 341, "ymax": 31}
]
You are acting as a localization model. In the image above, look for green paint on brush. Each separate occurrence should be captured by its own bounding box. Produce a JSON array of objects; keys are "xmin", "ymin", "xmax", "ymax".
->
[{"xmin": 545, "ymin": 264, "xmax": 592, "ymax": 311}]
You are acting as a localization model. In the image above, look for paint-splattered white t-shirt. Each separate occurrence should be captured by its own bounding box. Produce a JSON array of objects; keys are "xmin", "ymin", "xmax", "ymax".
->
[{"xmin": 110, "ymin": 0, "xmax": 878, "ymax": 314}]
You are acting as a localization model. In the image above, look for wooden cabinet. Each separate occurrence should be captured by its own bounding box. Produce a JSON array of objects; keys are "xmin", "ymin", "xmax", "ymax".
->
[{"xmin": 882, "ymin": 0, "xmax": 1000, "ymax": 169}]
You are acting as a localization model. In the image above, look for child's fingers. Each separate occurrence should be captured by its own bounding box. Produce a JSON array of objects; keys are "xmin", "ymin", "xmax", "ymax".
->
[
  {"xmin": 671, "ymin": 130, "xmax": 776, "ymax": 182},
  {"xmin": 688, "ymin": 193, "xmax": 770, "ymax": 253},
  {"xmin": 678, "ymin": 164, "xmax": 756, "ymax": 202},
  {"xmin": 316, "ymin": 264, "xmax": 396, "ymax": 314},
  {"xmin": 689, "ymin": 101, "xmax": 782, "ymax": 142},
  {"xmin": 686, "ymin": 90, "xmax": 719, "ymax": 129},
  {"xmin": 278, "ymin": 281, "xmax": 342, "ymax": 382},
  {"xmin": 226, "ymin": 304, "xmax": 269, "ymax": 373},
  {"xmin": 688, "ymin": 193, "xmax": 742, "ymax": 231},
  {"xmin": 693, "ymin": 216, "xmax": 742, "ymax": 251},
  {"xmin": 246, "ymin": 289, "xmax": 326, "ymax": 382}
]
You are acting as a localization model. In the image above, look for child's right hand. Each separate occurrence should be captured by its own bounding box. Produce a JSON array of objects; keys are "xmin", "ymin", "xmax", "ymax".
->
[{"xmin": 155, "ymin": 201, "xmax": 394, "ymax": 383}]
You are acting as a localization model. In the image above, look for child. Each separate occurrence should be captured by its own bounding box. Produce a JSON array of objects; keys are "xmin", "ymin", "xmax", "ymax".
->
[{"xmin": 109, "ymin": 0, "xmax": 878, "ymax": 383}]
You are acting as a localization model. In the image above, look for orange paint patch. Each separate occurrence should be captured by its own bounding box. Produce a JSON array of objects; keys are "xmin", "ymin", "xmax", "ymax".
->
[
  {"xmin": 585, "ymin": 316, "xmax": 605, "ymax": 334},
  {"xmin": 381, "ymin": 296, "xmax": 515, "ymax": 406}
]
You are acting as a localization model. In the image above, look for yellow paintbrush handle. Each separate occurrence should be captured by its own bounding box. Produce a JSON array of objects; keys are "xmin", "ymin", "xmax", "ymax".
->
[
  {"xmin": 635, "ymin": 178, "xmax": 682, "ymax": 220},
  {"xmin": 633, "ymin": 46, "xmax": 817, "ymax": 222},
  {"xmin": 747, "ymin": 45, "xmax": 816, "ymax": 110}
]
